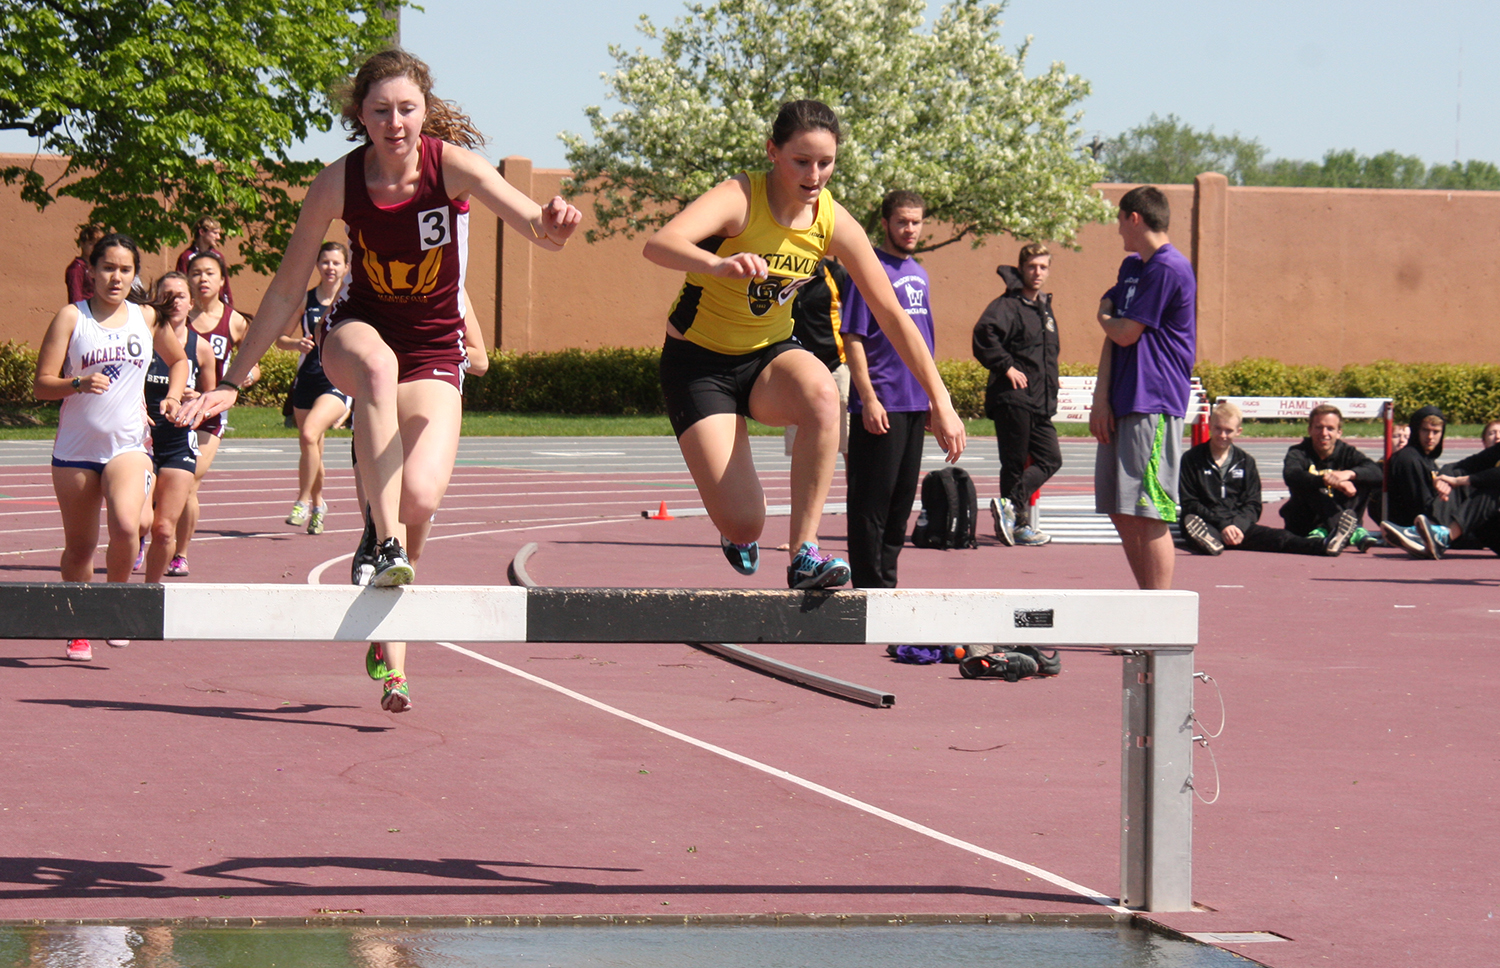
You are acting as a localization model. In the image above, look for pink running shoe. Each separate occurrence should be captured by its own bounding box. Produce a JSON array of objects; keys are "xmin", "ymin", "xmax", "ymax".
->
[
  {"xmin": 133, "ymin": 538, "xmax": 146, "ymax": 572},
  {"xmin": 66, "ymin": 640, "xmax": 92, "ymax": 661},
  {"xmin": 167, "ymin": 556, "xmax": 189, "ymax": 577}
]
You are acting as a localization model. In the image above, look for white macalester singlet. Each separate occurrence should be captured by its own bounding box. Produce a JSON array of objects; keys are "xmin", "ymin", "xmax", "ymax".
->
[{"xmin": 52, "ymin": 300, "xmax": 152, "ymax": 465}]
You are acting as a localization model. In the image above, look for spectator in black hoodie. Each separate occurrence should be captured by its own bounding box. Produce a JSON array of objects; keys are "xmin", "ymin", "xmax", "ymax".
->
[
  {"xmin": 1383, "ymin": 409, "xmax": 1500, "ymax": 558},
  {"xmin": 972, "ymin": 243, "xmax": 1062, "ymax": 547},
  {"xmin": 1180, "ymin": 401, "xmax": 1350, "ymax": 556},
  {"xmin": 1280, "ymin": 404, "xmax": 1379, "ymax": 544}
]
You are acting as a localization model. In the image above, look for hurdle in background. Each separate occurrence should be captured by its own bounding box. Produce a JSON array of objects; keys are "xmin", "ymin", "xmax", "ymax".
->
[{"xmin": 0, "ymin": 582, "xmax": 1199, "ymax": 913}]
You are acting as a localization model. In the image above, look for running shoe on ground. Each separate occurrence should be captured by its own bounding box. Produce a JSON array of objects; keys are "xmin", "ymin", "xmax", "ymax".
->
[
  {"xmin": 1307, "ymin": 527, "xmax": 1327, "ymax": 540},
  {"xmin": 1013, "ymin": 644, "xmax": 1062, "ymax": 676},
  {"xmin": 285, "ymin": 501, "xmax": 310, "ymax": 526},
  {"xmin": 1414, "ymin": 515, "xmax": 1450, "ymax": 559},
  {"xmin": 989, "ymin": 497, "xmax": 1015, "ymax": 547},
  {"xmin": 166, "ymin": 555, "xmax": 189, "ymax": 577},
  {"xmin": 381, "ymin": 674, "xmax": 411, "ymax": 713},
  {"xmin": 1380, "ymin": 521, "xmax": 1427, "ymax": 558},
  {"xmin": 307, "ymin": 505, "xmax": 326, "ymax": 535},
  {"xmin": 720, "ymin": 535, "xmax": 759, "ymax": 575},
  {"xmin": 1351, "ymin": 527, "xmax": 1379, "ymax": 552},
  {"xmin": 66, "ymin": 640, "xmax": 92, "ymax": 661},
  {"xmin": 1324, "ymin": 509, "xmax": 1358, "ymax": 556},
  {"xmin": 105, "ymin": 639, "xmax": 129, "ymax": 648},
  {"xmin": 1014, "ymin": 525, "xmax": 1053, "ymax": 547},
  {"xmin": 365, "ymin": 642, "xmax": 389, "ymax": 680},
  {"xmin": 351, "ymin": 505, "xmax": 377, "ymax": 586},
  {"xmin": 1182, "ymin": 513, "xmax": 1223, "ymax": 555},
  {"xmin": 959, "ymin": 649, "xmax": 1039, "ymax": 681},
  {"xmin": 132, "ymin": 537, "xmax": 146, "ymax": 572},
  {"xmin": 371, "ymin": 538, "xmax": 415, "ymax": 587},
  {"xmin": 786, "ymin": 542, "xmax": 851, "ymax": 590}
]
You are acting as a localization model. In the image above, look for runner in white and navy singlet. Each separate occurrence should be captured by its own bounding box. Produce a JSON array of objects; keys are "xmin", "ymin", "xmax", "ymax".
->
[{"xmin": 35, "ymin": 234, "xmax": 188, "ymax": 660}]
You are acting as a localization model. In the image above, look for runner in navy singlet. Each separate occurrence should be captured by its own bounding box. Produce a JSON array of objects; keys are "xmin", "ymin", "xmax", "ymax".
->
[
  {"xmin": 276, "ymin": 241, "xmax": 353, "ymax": 535},
  {"xmin": 178, "ymin": 48, "xmax": 580, "ymax": 713},
  {"xmin": 143, "ymin": 272, "xmax": 217, "ymax": 583}
]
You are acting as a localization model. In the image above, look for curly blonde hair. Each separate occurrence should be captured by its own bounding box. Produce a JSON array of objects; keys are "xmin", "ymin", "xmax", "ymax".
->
[{"xmin": 339, "ymin": 48, "xmax": 485, "ymax": 150}]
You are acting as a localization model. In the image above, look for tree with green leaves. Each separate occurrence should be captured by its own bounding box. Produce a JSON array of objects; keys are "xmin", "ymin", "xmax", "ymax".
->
[
  {"xmin": 0, "ymin": 0, "xmax": 402, "ymax": 273},
  {"xmin": 1102, "ymin": 115, "xmax": 1500, "ymax": 191},
  {"xmin": 562, "ymin": 0, "xmax": 1112, "ymax": 251},
  {"xmin": 1099, "ymin": 114, "xmax": 1266, "ymax": 186}
]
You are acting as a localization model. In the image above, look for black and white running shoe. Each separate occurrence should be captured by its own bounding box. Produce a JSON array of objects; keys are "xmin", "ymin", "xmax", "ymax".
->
[{"xmin": 371, "ymin": 537, "xmax": 415, "ymax": 587}]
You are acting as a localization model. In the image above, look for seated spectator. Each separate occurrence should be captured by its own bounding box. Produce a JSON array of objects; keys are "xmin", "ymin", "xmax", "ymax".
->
[
  {"xmin": 1482, "ymin": 419, "xmax": 1500, "ymax": 449},
  {"xmin": 1181, "ymin": 401, "xmax": 1354, "ymax": 556},
  {"xmin": 1385, "ymin": 432, "xmax": 1500, "ymax": 559},
  {"xmin": 1281, "ymin": 404, "xmax": 1381, "ymax": 543},
  {"xmin": 1383, "ymin": 406, "xmax": 1447, "ymax": 527}
]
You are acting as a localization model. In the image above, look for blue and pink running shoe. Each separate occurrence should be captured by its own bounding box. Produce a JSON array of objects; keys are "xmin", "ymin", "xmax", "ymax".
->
[
  {"xmin": 786, "ymin": 542, "xmax": 850, "ymax": 590},
  {"xmin": 720, "ymin": 536, "xmax": 759, "ymax": 576}
]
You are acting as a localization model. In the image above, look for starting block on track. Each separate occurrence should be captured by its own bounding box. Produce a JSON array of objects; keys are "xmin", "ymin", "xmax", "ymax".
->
[{"xmin": 0, "ymin": 581, "xmax": 1198, "ymax": 912}]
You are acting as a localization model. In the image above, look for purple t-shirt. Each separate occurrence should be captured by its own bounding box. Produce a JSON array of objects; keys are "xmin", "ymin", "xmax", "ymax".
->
[
  {"xmin": 843, "ymin": 249, "xmax": 934, "ymax": 413},
  {"xmin": 1103, "ymin": 243, "xmax": 1196, "ymax": 417}
]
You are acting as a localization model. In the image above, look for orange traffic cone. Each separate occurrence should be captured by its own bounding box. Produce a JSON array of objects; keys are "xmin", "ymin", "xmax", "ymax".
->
[{"xmin": 642, "ymin": 500, "xmax": 674, "ymax": 520}]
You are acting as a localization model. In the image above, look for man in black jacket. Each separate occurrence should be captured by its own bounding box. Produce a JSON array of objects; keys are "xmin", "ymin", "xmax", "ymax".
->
[
  {"xmin": 1181, "ymin": 402, "xmax": 1347, "ymax": 556},
  {"xmin": 1281, "ymin": 404, "xmax": 1381, "ymax": 545},
  {"xmin": 972, "ymin": 243, "xmax": 1062, "ymax": 546}
]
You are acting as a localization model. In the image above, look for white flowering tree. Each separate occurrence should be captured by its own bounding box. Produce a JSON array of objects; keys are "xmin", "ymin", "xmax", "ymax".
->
[{"xmin": 562, "ymin": 0, "xmax": 1113, "ymax": 249}]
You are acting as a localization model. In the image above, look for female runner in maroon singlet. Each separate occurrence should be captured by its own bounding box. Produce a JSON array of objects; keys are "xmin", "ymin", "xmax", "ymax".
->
[{"xmin": 179, "ymin": 49, "xmax": 580, "ymax": 713}]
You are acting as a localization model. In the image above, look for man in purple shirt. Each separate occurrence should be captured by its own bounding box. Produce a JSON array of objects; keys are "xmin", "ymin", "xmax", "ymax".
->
[
  {"xmin": 842, "ymin": 190, "xmax": 938, "ymax": 588},
  {"xmin": 1091, "ymin": 186, "xmax": 1197, "ymax": 589}
]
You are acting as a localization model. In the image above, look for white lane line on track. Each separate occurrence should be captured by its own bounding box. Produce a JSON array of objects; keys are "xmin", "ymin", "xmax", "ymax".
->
[
  {"xmin": 304, "ymin": 516, "xmax": 639, "ymax": 584},
  {"xmin": 435, "ymin": 638, "xmax": 1127, "ymax": 913}
]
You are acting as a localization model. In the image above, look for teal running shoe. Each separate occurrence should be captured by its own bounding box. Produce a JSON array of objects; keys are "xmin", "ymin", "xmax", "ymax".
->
[
  {"xmin": 786, "ymin": 542, "xmax": 851, "ymax": 590},
  {"xmin": 720, "ymin": 535, "xmax": 759, "ymax": 575}
]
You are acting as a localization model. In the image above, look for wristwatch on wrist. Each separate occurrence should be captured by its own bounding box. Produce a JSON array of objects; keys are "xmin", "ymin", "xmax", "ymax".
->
[{"xmin": 71, "ymin": 377, "xmax": 81, "ymax": 391}]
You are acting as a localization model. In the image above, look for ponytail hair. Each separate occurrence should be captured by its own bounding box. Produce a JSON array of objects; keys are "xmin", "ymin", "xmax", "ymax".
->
[{"xmin": 340, "ymin": 48, "xmax": 486, "ymax": 150}]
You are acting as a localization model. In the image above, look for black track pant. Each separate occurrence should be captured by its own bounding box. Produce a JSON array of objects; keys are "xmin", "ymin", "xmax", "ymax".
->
[
  {"xmin": 991, "ymin": 403, "xmax": 1062, "ymax": 527},
  {"xmin": 1186, "ymin": 519, "xmax": 1327, "ymax": 556},
  {"xmin": 847, "ymin": 411, "xmax": 927, "ymax": 589}
]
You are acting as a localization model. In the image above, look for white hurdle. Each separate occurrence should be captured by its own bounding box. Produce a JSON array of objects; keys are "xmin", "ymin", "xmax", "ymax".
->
[{"xmin": 0, "ymin": 581, "xmax": 1199, "ymax": 912}]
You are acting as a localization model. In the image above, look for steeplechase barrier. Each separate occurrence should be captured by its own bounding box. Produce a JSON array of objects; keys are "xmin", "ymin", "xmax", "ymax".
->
[{"xmin": 0, "ymin": 581, "xmax": 1198, "ymax": 912}]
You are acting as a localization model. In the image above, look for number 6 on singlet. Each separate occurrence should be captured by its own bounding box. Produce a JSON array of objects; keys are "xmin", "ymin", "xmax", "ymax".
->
[{"xmin": 418, "ymin": 207, "xmax": 451, "ymax": 250}]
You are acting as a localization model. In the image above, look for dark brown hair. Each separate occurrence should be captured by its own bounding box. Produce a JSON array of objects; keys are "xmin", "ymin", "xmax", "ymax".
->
[
  {"xmin": 340, "ymin": 48, "xmax": 485, "ymax": 149},
  {"xmin": 319, "ymin": 240, "xmax": 351, "ymax": 262},
  {"xmin": 87, "ymin": 233, "xmax": 152, "ymax": 306},
  {"xmin": 1308, "ymin": 403, "xmax": 1343, "ymax": 426},
  {"xmin": 881, "ymin": 189, "xmax": 925, "ymax": 219},
  {"xmin": 1119, "ymin": 185, "xmax": 1171, "ymax": 232},
  {"xmin": 770, "ymin": 100, "xmax": 841, "ymax": 147}
]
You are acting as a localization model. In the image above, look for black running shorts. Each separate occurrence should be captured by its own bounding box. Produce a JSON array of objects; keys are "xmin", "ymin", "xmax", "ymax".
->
[{"xmin": 659, "ymin": 336, "xmax": 805, "ymax": 438}]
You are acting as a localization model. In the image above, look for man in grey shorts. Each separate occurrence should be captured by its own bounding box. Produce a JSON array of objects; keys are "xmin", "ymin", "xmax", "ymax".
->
[{"xmin": 1090, "ymin": 186, "xmax": 1197, "ymax": 589}]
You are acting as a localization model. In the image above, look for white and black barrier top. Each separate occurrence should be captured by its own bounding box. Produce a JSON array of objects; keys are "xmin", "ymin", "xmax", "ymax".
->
[{"xmin": 0, "ymin": 584, "xmax": 1197, "ymax": 648}]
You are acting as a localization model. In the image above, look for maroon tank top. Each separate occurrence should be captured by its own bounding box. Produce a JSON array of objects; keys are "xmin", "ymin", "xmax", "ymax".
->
[{"xmin": 327, "ymin": 134, "xmax": 470, "ymax": 354}]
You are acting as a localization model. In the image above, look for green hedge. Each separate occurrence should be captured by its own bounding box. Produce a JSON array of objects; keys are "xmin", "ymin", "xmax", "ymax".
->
[{"xmin": 3, "ymin": 340, "xmax": 1498, "ymax": 424}]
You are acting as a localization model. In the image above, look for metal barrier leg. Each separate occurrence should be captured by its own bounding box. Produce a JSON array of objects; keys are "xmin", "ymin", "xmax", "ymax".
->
[{"xmin": 1120, "ymin": 647, "xmax": 1194, "ymax": 911}]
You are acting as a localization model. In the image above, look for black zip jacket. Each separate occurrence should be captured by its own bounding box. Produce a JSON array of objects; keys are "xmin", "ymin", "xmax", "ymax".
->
[
  {"xmin": 972, "ymin": 266, "xmax": 1059, "ymax": 417},
  {"xmin": 1180, "ymin": 441, "xmax": 1262, "ymax": 533}
]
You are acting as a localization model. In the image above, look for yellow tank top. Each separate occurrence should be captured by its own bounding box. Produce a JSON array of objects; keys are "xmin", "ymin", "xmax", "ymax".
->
[{"xmin": 668, "ymin": 171, "xmax": 836, "ymax": 355}]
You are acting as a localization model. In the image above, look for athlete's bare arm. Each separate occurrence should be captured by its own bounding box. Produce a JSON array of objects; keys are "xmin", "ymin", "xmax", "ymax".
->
[
  {"xmin": 460, "ymin": 287, "xmax": 489, "ymax": 376},
  {"xmin": 32, "ymin": 306, "xmax": 92, "ymax": 399},
  {"xmin": 442, "ymin": 145, "xmax": 580, "ymax": 251},
  {"xmin": 827, "ymin": 201, "xmax": 965, "ymax": 461},
  {"xmin": 178, "ymin": 160, "xmax": 346, "ymax": 426},
  {"xmin": 642, "ymin": 176, "xmax": 767, "ymax": 279},
  {"xmin": 150, "ymin": 307, "xmax": 191, "ymax": 421}
]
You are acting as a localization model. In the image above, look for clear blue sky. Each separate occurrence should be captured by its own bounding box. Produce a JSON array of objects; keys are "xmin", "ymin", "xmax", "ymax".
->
[{"xmin": 4, "ymin": 1, "xmax": 1495, "ymax": 171}]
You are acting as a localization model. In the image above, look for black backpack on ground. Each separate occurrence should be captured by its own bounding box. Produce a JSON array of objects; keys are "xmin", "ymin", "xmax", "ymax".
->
[{"xmin": 910, "ymin": 467, "xmax": 978, "ymax": 550}]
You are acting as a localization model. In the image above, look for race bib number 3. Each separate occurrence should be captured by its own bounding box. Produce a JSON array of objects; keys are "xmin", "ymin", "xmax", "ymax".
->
[{"xmin": 418, "ymin": 207, "xmax": 451, "ymax": 251}]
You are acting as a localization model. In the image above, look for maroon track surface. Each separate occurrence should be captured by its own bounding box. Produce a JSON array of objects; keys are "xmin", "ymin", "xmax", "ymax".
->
[{"xmin": 1, "ymin": 455, "xmax": 1496, "ymax": 968}]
